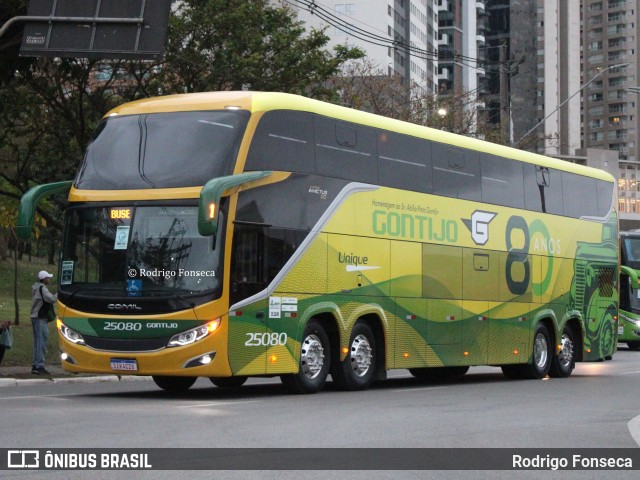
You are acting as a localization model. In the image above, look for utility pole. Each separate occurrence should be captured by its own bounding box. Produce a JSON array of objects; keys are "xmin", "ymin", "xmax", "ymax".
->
[{"xmin": 499, "ymin": 40, "xmax": 509, "ymax": 143}]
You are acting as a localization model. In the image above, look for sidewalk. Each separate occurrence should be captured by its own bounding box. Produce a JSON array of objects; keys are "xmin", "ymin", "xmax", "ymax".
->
[{"xmin": 0, "ymin": 365, "xmax": 151, "ymax": 387}]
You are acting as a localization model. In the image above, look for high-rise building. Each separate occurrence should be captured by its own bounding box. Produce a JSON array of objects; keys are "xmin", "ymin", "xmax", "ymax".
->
[
  {"xmin": 491, "ymin": 1, "xmax": 580, "ymax": 155},
  {"xmin": 582, "ymin": 0, "xmax": 639, "ymax": 222},
  {"xmin": 436, "ymin": 0, "xmax": 488, "ymax": 99},
  {"xmin": 284, "ymin": 0, "xmax": 439, "ymax": 93}
]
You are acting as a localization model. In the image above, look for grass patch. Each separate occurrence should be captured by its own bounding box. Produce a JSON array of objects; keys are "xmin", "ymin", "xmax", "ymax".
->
[{"xmin": 0, "ymin": 257, "xmax": 60, "ymax": 367}]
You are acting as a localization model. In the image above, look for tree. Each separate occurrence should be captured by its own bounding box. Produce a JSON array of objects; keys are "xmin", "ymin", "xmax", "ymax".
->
[
  {"xmin": 1, "ymin": 0, "xmax": 362, "ymax": 323},
  {"xmin": 331, "ymin": 58, "xmax": 505, "ymax": 143},
  {"xmin": 152, "ymin": 0, "xmax": 362, "ymax": 98},
  {"xmin": 0, "ymin": 0, "xmax": 363, "ymax": 229}
]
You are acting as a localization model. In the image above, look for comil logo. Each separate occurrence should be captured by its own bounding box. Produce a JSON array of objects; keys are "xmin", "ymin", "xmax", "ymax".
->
[
  {"xmin": 8, "ymin": 450, "xmax": 39, "ymax": 468},
  {"xmin": 462, "ymin": 211, "xmax": 497, "ymax": 246}
]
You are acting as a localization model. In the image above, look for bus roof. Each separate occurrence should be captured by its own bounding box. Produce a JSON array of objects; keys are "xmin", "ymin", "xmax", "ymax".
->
[{"xmin": 106, "ymin": 91, "xmax": 615, "ymax": 183}]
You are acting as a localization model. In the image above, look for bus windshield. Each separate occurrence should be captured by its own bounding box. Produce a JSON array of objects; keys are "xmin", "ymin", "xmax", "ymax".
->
[
  {"xmin": 622, "ymin": 237, "xmax": 640, "ymax": 270},
  {"xmin": 60, "ymin": 205, "xmax": 224, "ymax": 301},
  {"xmin": 75, "ymin": 110, "xmax": 249, "ymax": 189}
]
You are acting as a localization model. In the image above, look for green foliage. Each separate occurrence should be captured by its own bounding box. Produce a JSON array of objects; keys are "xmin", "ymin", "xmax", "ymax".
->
[
  {"xmin": 0, "ymin": 256, "xmax": 59, "ymax": 367},
  {"xmin": 0, "ymin": 0, "xmax": 363, "ymax": 233},
  {"xmin": 154, "ymin": 0, "xmax": 362, "ymax": 99}
]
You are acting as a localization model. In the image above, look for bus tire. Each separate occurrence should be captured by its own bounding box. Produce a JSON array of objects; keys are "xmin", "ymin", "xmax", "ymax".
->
[
  {"xmin": 409, "ymin": 366, "xmax": 469, "ymax": 381},
  {"xmin": 280, "ymin": 319, "xmax": 330, "ymax": 394},
  {"xmin": 522, "ymin": 323, "xmax": 553, "ymax": 379},
  {"xmin": 501, "ymin": 323, "xmax": 553, "ymax": 380},
  {"xmin": 152, "ymin": 375, "xmax": 197, "ymax": 392},
  {"xmin": 331, "ymin": 322, "xmax": 377, "ymax": 391},
  {"xmin": 628, "ymin": 342, "xmax": 640, "ymax": 351},
  {"xmin": 549, "ymin": 324, "xmax": 576, "ymax": 378},
  {"xmin": 210, "ymin": 376, "xmax": 247, "ymax": 388}
]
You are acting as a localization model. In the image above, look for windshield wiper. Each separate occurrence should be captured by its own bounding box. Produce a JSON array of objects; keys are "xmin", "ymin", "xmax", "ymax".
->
[
  {"xmin": 139, "ymin": 287, "xmax": 197, "ymax": 308},
  {"xmin": 61, "ymin": 285, "xmax": 123, "ymax": 302}
]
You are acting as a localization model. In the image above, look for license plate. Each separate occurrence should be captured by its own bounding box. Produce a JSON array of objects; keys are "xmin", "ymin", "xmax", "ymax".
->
[{"xmin": 110, "ymin": 359, "xmax": 138, "ymax": 371}]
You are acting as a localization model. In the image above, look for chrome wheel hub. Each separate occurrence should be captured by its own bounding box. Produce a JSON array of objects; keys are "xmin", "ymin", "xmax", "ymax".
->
[
  {"xmin": 350, "ymin": 334, "xmax": 372, "ymax": 377},
  {"xmin": 557, "ymin": 333, "xmax": 574, "ymax": 368},
  {"xmin": 300, "ymin": 334, "xmax": 324, "ymax": 379},
  {"xmin": 534, "ymin": 332, "xmax": 548, "ymax": 369}
]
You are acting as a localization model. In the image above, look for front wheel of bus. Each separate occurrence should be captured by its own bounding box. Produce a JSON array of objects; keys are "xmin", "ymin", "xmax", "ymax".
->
[
  {"xmin": 280, "ymin": 319, "xmax": 330, "ymax": 394},
  {"xmin": 210, "ymin": 376, "xmax": 248, "ymax": 388},
  {"xmin": 152, "ymin": 375, "xmax": 197, "ymax": 392},
  {"xmin": 549, "ymin": 325, "xmax": 576, "ymax": 378},
  {"xmin": 331, "ymin": 322, "xmax": 377, "ymax": 391}
]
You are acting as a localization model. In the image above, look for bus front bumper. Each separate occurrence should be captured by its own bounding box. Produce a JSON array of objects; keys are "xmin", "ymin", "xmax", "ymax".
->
[{"xmin": 57, "ymin": 327, "xmax": 232, "ymax": 377}]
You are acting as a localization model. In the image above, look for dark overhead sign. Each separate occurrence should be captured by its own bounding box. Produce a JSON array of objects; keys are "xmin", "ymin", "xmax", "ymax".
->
[{"xmin": 20, "ymin": 0, "xmax": 172, "ymax": 60}]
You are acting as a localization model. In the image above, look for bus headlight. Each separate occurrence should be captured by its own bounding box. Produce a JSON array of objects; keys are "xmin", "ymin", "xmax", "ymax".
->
[
  {"xmin": 167, "ymin": 318, "xmax": 221, "ymax": 347},
  {"xmin": 620, "ymin": 314, "xmax": 640, "ymax": 327},
  {"xmin": 59, "ymin": 323, "xmax": 86, "ymax": 345}
]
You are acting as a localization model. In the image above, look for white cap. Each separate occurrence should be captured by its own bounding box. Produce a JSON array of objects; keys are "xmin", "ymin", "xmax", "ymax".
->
[{"xmin": 38, "ymin": 271, "xmax": 53, "ymax": 280}]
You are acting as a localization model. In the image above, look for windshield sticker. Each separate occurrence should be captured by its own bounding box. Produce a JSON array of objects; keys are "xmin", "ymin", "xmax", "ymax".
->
[
  {"xmin": 114, "ymin": 225, "xmax": 130, "ymax": 250},
  {"xmin": 269, "ymin": 296, "xmax": 282, "ymax": 319},
  {"xmin": 127, "ymin": 279, "xmax": 142, "ymax": 297},
  {"xmin": 61, "ymin": 261, "xmax": 74, "ymax": 285}
]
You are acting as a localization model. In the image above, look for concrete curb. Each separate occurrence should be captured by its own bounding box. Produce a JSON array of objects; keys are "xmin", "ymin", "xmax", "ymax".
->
[
  {"xmin": 0, "ymin": 375, "xmax": 153, "ymax": 388},
  {"xmin": 0, "ymin": 378, "xmax": 17, "ymax": 388}
]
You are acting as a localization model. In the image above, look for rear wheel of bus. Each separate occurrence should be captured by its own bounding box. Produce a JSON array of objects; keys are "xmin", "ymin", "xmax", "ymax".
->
[
  {"xmin": 281, "ymin": 319, "xmax": 330, "ymax": 394},
  {"xmin": 549, "ymin": 324, "xmax": 577, "ymax": 378},
  {"xmin": 152, "ymin": 375, "xmax": 197, "ymax": 392},
  {"xmin": 501, "ymin": 323, "xmax": 553, "ymax": 380},
  {"xmin": 331, "ymin": 321, "xmax": 377, "ymax": 391}
]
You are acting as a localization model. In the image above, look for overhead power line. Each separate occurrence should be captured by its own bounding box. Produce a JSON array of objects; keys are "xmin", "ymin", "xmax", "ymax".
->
[{"xmin": 285, "ymin": 0, "xmax": 498, "ymax": 70}]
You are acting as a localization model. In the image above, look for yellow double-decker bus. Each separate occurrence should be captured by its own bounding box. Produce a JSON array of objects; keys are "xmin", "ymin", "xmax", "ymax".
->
[{"xmin": 18, "ymin": 91, "xmax": 619, "ymax": 393}]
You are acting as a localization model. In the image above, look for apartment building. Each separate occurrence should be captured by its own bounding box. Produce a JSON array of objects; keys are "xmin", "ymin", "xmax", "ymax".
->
[
  {"xmin": 582, "ymin": 0, "xmax": 640, "ymax": 222},
  {"xmin": 437, "ymin": 0, "xmax": 488, "ymax": 99},
  {"xmin": 285, "ymin": 0, "xmax": 439, "ymax": 93}
]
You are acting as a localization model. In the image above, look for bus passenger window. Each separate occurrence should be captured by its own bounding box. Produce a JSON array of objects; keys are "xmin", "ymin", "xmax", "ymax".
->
[
  {"xmin": 315, "ymin": 117, "xmax": 378, "ymax": 184},
  {"xmin": 377, "ymin": 131, "xmax": 433, "ymax": 193},
  {"xmin": 432, "ymin": 144, "xmax": 480, "ymax": 201},
  {"xmin": 523, "ymin": 165, "xmax": 563, "ymax": 215}
]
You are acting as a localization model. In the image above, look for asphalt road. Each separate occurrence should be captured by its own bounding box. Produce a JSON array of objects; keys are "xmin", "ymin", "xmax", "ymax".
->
[{"xmin": 2, "ymin": 346, "xmax": 640, "ymax": 479}]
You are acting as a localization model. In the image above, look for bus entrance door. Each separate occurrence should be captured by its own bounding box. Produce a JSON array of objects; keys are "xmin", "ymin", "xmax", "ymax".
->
[{"xmin": 228, "ymin": 223, "xmax": 269, "ymax": 375}]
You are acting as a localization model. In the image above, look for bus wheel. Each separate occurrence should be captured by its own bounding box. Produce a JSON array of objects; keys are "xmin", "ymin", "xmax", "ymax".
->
[
  {"xmin": 628, "ymin": 342, "xmax": 640, "ymax": 351},
  {"xmin": 501, "ymin": 323, "xmax": 552, "ymax": 380},
  {"xmin": 331, "ymin": 322, "xmax": 377, "ymax": 391},
  {"xmin": 549, "ymin": 325, "xmax": 576, "ymax": 378},
  {"xmin": 409, "ymin": 366, "xmax": 469, "ymax": 381},
  {"xmin": 523, "ymin": 323, "xmax": 553, "ymax": 379},
  {"xmin": 210, "ymin": 376, "xmax": 247, "ymax": 388},
  {"xmin": 280, "ymin": 319, "xmax": 330, "ymax": 394},
  {"xmin": 152, "ymin": 375, "xmax": 197, "ymax": 392}
]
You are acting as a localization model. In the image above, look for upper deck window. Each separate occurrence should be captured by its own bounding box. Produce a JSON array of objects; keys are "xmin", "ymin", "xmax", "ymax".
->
[{"xmin": 75, "ymin": 110, "xmax": 249, "ymax": 189}]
